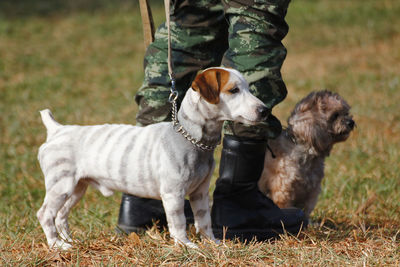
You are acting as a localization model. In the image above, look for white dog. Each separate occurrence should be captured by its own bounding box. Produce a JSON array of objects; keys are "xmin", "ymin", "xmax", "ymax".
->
[{"xmin": 37, "ymin": 67, "xmax": 270, "ymax": 249}]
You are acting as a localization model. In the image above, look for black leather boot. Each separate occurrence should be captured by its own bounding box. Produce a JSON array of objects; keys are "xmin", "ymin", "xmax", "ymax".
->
[
  {"xmin": 212, "ymin": 135, "xmax": 308, "ymax": 241},
  {"xmin": 117, "ymin": 194, "xmax": 194, "ymax": 234}
]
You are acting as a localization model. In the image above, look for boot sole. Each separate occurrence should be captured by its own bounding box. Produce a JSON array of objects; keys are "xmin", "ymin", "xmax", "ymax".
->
[
  {"xmin": 212, "ymin": 223, "xmax": 304, "ymax": 242},
  {"xmin": 115, "ymin": 224, "xmax": 147, "ymax": 235}
]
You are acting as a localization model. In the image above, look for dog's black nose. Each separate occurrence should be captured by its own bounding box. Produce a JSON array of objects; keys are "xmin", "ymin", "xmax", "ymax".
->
[
  {"xmin": 347, "ymin": 119, "xmax": 355, "ymax": 129},
  {"xmin": 257, "ymin": 106, "xmax": 269, "ymax": 119}
]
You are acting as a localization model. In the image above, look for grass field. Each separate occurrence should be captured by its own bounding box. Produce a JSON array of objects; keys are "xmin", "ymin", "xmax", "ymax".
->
[{"xmin": 1, "ymin": 0, "xmax": 399, "ymax": 265}]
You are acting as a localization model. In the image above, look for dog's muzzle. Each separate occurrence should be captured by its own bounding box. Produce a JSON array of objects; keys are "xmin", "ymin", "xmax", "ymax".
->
[{"xmin": 346, "ymin": 119, "xmax": 355, "ymax": 130}]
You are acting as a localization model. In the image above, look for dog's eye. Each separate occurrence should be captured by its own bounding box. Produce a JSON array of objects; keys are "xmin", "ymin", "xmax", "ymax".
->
[
  {"xmin": 331, "ymin": 112, "xmax": 340, "ymax": 121},
  {"xmin": 229, "ymin": 87, "xmax": 240, "ymax": 94}
]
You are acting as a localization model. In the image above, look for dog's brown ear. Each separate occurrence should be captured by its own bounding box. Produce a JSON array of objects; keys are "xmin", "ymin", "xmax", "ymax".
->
[
  {"xmin": 290, "ymin": 113, "xmax": 333, "ymax": 154},
  {"xmin": 191, "ymin": 68, "xmax": 231, "ymax": 104}
]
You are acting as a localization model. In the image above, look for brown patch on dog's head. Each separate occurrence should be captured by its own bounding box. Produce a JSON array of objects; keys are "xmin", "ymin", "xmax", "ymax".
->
[{"xmin": 191, "ymin": 68, "xmax": 235, "ymax": 104}]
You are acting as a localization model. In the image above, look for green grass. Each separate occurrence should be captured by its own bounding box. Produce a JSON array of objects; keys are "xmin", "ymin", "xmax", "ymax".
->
[{"xmin": 1, "ymin": 0, "xmax": 399, "ymax": 265}]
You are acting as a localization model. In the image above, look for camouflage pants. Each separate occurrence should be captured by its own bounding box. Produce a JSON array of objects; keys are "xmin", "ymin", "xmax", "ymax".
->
[{"xmin": 135, "ymin": 0, "xmax": 291, "ymax": 140}]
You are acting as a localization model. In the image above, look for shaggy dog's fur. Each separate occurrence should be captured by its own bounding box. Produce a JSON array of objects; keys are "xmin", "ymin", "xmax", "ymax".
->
[{"xmin": 258, "ymin": 90, "xmax": 355, "ymax": 217}]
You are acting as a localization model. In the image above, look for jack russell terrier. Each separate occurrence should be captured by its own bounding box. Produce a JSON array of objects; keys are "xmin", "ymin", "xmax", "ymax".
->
[{"xmin": 37, "ymin": 67, "xmax": 270, "ymax": 249}]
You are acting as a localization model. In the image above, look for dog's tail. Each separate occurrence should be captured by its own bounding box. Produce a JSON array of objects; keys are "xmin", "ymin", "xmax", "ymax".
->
[{"xmin": 40, "ymin": 109, "xmax": 62, "ymax": 139}]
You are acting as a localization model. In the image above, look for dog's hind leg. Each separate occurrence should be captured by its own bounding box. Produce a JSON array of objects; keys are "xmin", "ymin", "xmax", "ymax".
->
[
  {"xmin": 55, "ymin": 180, "xmax": 88, "ymax": 243},
  {"xmin": 37, "ymin": 178, "xmax": 77, "ymax": 250}
]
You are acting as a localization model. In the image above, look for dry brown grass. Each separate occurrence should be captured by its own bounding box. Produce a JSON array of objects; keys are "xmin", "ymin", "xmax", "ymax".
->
[
  {"xmin": 1, "ymin": 0, "xmax": 400, "ymax": 265},
  {"xmin": 1, "ymin": 221, "xmax": 399, "ymax": 266}
]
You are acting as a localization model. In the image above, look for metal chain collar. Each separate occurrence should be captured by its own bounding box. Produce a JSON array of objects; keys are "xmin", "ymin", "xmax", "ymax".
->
[{"xmin": 168, "ymin": 77, "xmax": 220, "ymax": 151}]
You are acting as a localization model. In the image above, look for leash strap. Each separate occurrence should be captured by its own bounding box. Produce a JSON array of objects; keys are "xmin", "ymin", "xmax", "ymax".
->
[
  {"xmin": 164, "ymin": 0, "xmax": 178, "ymax": 103},
  {"xmin": 139, "ymin": 0, "xmax": 155, "ymax": 47},
  {"xmin": 164, "ymin": 0, "xmax": 217, "ymax": 151}
]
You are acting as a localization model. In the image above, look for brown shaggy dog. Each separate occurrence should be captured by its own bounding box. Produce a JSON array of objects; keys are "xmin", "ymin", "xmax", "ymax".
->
[{"xmin": 258, "ymin": 90, "xmax": 355, "ymax": 217}]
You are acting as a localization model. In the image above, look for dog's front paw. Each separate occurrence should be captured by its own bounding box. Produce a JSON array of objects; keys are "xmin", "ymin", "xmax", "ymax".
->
[
  {"xmin": 185, "ymin": 241, "xmax": 199, "ymax": 249},
  {"xmin": 174, "ymin": 238, "xmax": 198, "ymax": 249},
  {"xmin": 49, "ymin": 239, "xmax": 72, "ymax": 250}
]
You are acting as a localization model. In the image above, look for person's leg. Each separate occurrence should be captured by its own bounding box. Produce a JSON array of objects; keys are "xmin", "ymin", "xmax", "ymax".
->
[
  {"xmin": 211, "ymin": 0, "xmax": 308, "ymax": 241},
  {"xmin": 222, "ymin": 0, "xmax": 291, "ymax": 139},
  {"xmin": 135, "ymin": 0, "xmax": 228, "ymax": 127},
  {"xmin": 118, "ymin": 0, "xmax": 228, "ymax": 234}
]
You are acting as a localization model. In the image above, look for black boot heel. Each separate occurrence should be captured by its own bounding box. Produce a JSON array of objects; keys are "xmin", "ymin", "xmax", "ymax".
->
[{"xmin": 212, "ymin": 135, "xmax": 308, "ymax": 241}]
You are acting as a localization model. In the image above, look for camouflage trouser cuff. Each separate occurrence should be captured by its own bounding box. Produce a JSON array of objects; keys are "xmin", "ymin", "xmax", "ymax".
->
[
  {"xmin": 135, "ymin": 87, "xmax": 173, "ymax": 127},
  {"xmin": 223, "ymin": 114, "xmax": 282, "ymax": 141}
]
